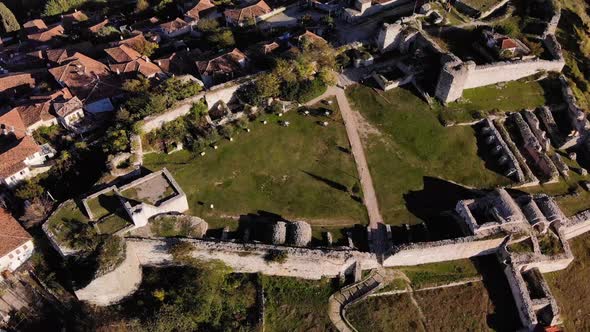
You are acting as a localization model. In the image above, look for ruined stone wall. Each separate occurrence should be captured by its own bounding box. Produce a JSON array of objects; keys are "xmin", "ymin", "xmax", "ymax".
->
[
  {"xmin": 463, "ymin": 59, "xmax": 564, "ymax": 89},
  {"xmin": 563, "ymin": 209, "xmax": 590, "ymax": 239},
  {"xmin": 74, "ymin": 238, "xmax": 379, "ymax": 305},
  {"xmin": 434, "ymin": 57, "xmax": 472, "ymax": 103},
  {"xmin": 75, "ymin": 243, "xmax": 142, "ymax": 306},
  {"xmin": 504, "ymin": 264, "xmax": 538, "ymax": 329},
  {"xmin": 382, "ymin": 236, "xmax": 506, "ymax": 267}
]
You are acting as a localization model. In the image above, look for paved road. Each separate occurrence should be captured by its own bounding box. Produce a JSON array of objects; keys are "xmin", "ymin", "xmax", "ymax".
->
[{"xmin": 306, "ymin": 86, "xmax": 388, "ymax": 256}]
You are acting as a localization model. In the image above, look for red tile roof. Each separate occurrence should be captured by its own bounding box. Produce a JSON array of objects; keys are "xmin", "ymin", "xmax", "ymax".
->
[
  {"xmin": 53, "ymin": 96, "xmax": 83, "ymax": 117},
  {"xmin": 110, "ymin": 33, "xmax": 148, "ymax": 50},
  {"xmin": 27, "ymin": 25, "xmax": 65, "ymax": 42},
  {"xmin": 88, "ymin": 18, "xmax": 109, "ymax": 33},
  {"xmin": 0, "ymin": 109, "xmax": 27, "ymax": 137},
  {"xmin": 0, "ymin": 73, "xmax": 36, "ymax": 93},
  {"xmin": 224, "ymin": 0, "xmax": 271, "ymax": 24},
  {"xmin": 185, "ymin": 0, "xmax": 216, "ymax": 20},
  {"xmin": 12, "ymin": 103, "xmax": 56, "ymax": 128},
  {"xmin": 0, "ymin": 136, "xmax": 41, "ymax": 179},
  {"xmin": 22, "ymin": 19, "xmax": 47, "ymax": 33},
  {"xmin": 105, "ymin": 44, "xmax": 142, "ymax": 63},
  {"xmin": 196, "ymin": 48, "xmax": 247, "ymax": 77},
  {"xmin": 500, "ymin": 38, "xmax": 519, "ymax": 50},
  {"xmin": 159, "ymin": 18, "xmax": 189, "ymax": 33},
  {"xmin": 0, "ymin": 209, "xmax": 32, "ymax": 258},
  {"xmin": 48, "ymin": 52, "xmax": 112, "ymax": 101},
  {"xmin": 110, "ymin": 58, "xmax": 163, "ymax": 77}
]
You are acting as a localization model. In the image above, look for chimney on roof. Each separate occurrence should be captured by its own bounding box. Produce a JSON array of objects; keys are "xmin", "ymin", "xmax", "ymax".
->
[
  {"xmin": 116, "ymin": 68, "xmax": 120, "ymax": 74},
  {"xmin": 157, "ymin": 60, "xmax": 161, "ymax": 66}
]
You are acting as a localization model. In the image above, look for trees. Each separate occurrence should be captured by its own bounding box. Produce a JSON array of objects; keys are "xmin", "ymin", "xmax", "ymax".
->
[
  {"xmin": 96, "ymin": 26, "xmax": 120, "ymax": 39},
  {"xmin": 103, "ymin": 129, "xmax": 130, "ymax": 153},
  {"xmin": 43, "ymin": 0, "xmax": 86, "ymax": 16},
  {"xmin": 132, "ymin": 38, "xmax": 159, "ymax": 57},
  {"xmin": 0, "ymin": 2, "xmax": 19, "ymax": 33},
  {"xmin": 207, "ymin": 28, "xmax": 235, "ymax": 49},
  {"xmin": 96, "ymin": 235, "xmax": 126, "ymax": 276},
  {"xmin": 256, "ymin": 73, "xmax": 280, "ymax": 100},
  {"xmin": 135, "ymin": 0, "xmax": 149, "ymax": 12}
]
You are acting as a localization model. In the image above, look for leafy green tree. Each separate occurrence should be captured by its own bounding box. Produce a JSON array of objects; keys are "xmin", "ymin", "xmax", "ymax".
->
[
  {"xmin": 255, "ymin": 73, "xmax": 280, "ymax": 99},
  {"xmin": 0, "ymin": 2, "xmax": 19, "ymax": 33},
  {"xmin": 123, "ymin": 77, "xmax": 151, "ymax": 93},
  {"xmin": 96, "ymin": 235, "xmax": 126, "ymax": 276},
  {"xmin": 131, "ymin": 38, "xmax": 159, "ymax": 57},
  {"xmin": 207, "ymin": 28, "xmax": 235, "ymax": 49},
  {"xmin": 96, "ymin": 25, "xmax": 120, "ymax": 38},
  {"xmin": 103, "ymin": 129, "xmax": 130, "ymax": 153},
  {"xmin": 43, "ymin": 0, "xmax": 86, "ymax": 16},
  {"xmin": 197, "ymin": 18, "xmax": 219, "ymax": 32},
  {"xmin": 15, "ymin": 180, "xmax": 44, "ymax": 200}
]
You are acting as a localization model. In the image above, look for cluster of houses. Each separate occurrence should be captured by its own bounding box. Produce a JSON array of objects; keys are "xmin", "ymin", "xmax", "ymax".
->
[{"xmin": 0, "ymin": 0, "xmax": 328, "ymax": 189}]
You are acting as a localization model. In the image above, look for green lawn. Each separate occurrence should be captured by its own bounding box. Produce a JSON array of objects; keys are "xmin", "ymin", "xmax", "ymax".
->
[
  {"xmin": 143, "ymin": 98, "xmax": 368, "ymax": 240},
  {"xmin": 96, "ymin": 214, "xmax": 131, "ymax": 234},
  {"xmin": 86, "ymin": 190, "xmax": 119, "ymax": 220},
  {"xmin": 261, "ymin": 275, "xmax": 337, "ymax": 332},
  {"xmin": 546, "ymin": 233, "xmax": 590, "ymax": 331},
  {"xmin": 398, "ymin": 259, "xmax": 480, "ymax": 289},
  {"xmin": 46, "ymin": 201, "xmax": 90, "ymax": 243},
  {"xmin": 440, "ymin": 79, "xmax": 557, "ymax": 124},
  {"xmin": 346, "ymin": 85, "xmax": 510, "ymax": 225},
  {"xmin": 462, "ymin": 0, "xmax": 501, "ymax": 11}
]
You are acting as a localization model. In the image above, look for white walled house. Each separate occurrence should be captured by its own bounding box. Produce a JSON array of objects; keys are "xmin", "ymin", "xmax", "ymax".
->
[
  {"xmin": 53, "ymin": 96, "xmax": 85, "ymax": 127},
  {"xmin": 0, "ymin": 135, "xmax": 56, "ymax": 187},
  {"xmin": 0, "ymin": 209, "xmax": 34, "ymax": 274}
]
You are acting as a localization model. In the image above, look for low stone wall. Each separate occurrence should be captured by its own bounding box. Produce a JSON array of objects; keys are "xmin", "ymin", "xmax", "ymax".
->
[
  {"xmin": 75, "ymin": 243, "xmax": 142, "ymax": 306},
  {"xmin": 563, "ymin": 209, "xmax": 590, "ymax": 239},
  {"xmin": 382, "ymin": 235, "xmax": 506, "ymax": 267}
]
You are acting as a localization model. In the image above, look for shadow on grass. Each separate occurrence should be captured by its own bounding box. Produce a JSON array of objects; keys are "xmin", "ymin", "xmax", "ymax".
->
[
  {"xmin": 471, "ymin": 255, "xmax": 523, "ymax": 331},
  {"xmin": 398, "ymin": 177, "xmax": 484, "ymax": 243},
  {"xmin": 473, "ymin": 122, "xmax": 514, "ymax": 180}
]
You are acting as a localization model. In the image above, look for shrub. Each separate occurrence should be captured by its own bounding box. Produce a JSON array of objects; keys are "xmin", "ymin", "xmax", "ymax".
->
[
  {"xmin": 43, "ymin": 0, "xmax": 87, "ymax": 16},
  {"xmin": 170, "ymin": 241, "xmax": 196, "ymax": 262},
  {"xmin": 264, "ymin": 250, "xmax": 288, "ymax": 264},
  {"xmin": 296, "ymin": 79, "xmax": 327, "ymax": 103},
  {"xmin": 96, "ymin": 236, "xmax": 126, "ymax": 276}
]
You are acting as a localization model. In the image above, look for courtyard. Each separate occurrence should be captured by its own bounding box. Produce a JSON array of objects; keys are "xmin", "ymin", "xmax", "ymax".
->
[
  {"xmin": 345, "ymin": 85, "xmax": 511, "ymax": 227},
  {"xmin": 143, "ymin": 99, "xmax": 368, "ymax": 244}
]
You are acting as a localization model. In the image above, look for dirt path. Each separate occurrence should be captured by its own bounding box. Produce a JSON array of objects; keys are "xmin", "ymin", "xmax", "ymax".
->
[{"xmin": 306, "ymin": 86, "xmax": 387, "ymax": 256}]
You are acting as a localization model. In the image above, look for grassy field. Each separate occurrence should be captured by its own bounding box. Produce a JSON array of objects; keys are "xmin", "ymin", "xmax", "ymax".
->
[
  {"xmin": 347, "ymin": 283, "xmax": 497, "ymax": 332},
  {"xmin": 346, "ymin": 85, "xmax": 510, "ymax": 226},
  {"xmin": 86, "ymin": 190, "xmax": 119, "ymax": 220},
  {"xmin": 261, "ymin": 275, "xmax": 337, "ymax": 332},
  {"xmin": 398, "ymin": 259, "xmax": 480, "ymax": 289},
  {"xmin": 96, "ymin": 214, "xmax": 130, "ymax": 234},
  {"xmin": 440, "ymin": 79, "xmax": 557, "ymax": 124},
  {"xmin": 46, "ymin": 201, "xmax": 90, "ymax": 242},
  {"xmin": 144, "ymin": 98, "xmax": 368, "ymax": 242},
  {"xmin": 546, "ymin": 232, "xmax": 590, "ymax": 331}
]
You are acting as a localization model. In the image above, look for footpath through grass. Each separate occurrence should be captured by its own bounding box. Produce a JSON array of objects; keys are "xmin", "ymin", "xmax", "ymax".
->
[
  {"xmin": 346, "ymin": 85, "xmax": 510, "ymax": 225},
  {"xmin": 143, "ymin": 99, "xmax": 368, "ymax": 239},
  {"xmin": 546, "ymin": 232, "xmax": 590, "ymax": 331}
]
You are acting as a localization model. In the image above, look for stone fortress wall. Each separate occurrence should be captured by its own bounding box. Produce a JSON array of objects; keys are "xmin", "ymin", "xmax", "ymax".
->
[{"xmin": 75, "ymin": 238, "xmax": 379, "ymax": 305}]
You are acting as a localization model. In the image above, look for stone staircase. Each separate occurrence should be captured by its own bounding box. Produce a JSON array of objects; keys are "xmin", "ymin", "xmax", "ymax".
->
[{"xmin": 328, "ymin": 268, "xmax": 390, "ymax": 332}]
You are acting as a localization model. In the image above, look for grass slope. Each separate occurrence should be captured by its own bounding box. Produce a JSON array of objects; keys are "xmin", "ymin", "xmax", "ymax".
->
[
  {"xmin": 346, "ymin": 85, "xmax": 510, "ymax": 225},
  {"xmin": 546, "ymin": 232, "xmax": 590, "ymax": 331}
]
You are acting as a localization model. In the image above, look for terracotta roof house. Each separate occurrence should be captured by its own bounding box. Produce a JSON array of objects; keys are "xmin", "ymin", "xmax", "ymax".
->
[
  {"xmin": 224, "ymin": 0, "xmax": 272, "ymax": 27},
  {"xmin": 155, "ymin": 51, "xmax": 196, "ymax": 75},
  {"xmin": 104, "ymin": 44, "xmax": 142, "ymax": 63},
  {"xmin": 157, "ymin": 18, "xmax": 192, "ymax": 38},
  {"xmin": 0, "ymin": 135, "xmax": 54, "ymax": 187},
  {"xmin": 483, "ymin": 30, "xmax": 531, "ymax": 59},
  {"xmin": 196, "ymin": 48, "xmax": 248, "ymax": 86},
  {"xmin": 296, "ymin": 30, "xmax": 328, "ymax": 46},
  {"xmin": 259, "ymin": 41, "xmax": 280, "ymax": 55},
  {"xmin": 110, "ymin": 33, "xmax": 148, "ymax": 49},
  {"xmin": 0, "ymin": 109, "xmax": 27, "ymax": 137},
  {"xmin": 53, "ymin": 96, "xmax": 85, "ymax": 127},
  {"xmin": 48, "ymin": 52, "xmax": 117, "ymax": 113},
  {"xmin": 0, "ymin": 209, "xmax": 34, "ymax": 273},
  {"xmin": 22, "ymin": 19, "xmax": 48, "ymax": 34},
  {"xmin": 61, "ymin": 10, "xmax": 89, "ymax": 29},
  {"xmin": 0, "ymin": 72, "xmax": 36, "ymax": 94},
  {"xmin": 27, "ymin": 24, "xmax": 65, "ymax": 43},
  {"xmin": 11, "ymin": 102, "xmax": 59, "ymax": 133},
  {"xmin": 184, "ymin": 0, "xmax": 217, "ymax": 23},
  {"xmin": 111, "ymin": 57, "xmax": 163, "ymax": 78},
  {"xmin": 88, "ymin": 18, "xmax": 109, "ymax": 34}
]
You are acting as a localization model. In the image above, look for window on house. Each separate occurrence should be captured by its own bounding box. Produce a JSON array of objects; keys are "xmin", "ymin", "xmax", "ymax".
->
[
  {"xmin": 8, "ymin": 254, "xmax": 13, "ymax": 259},
  {"xmin": 23, "ymin": 244, "xmax": 28, "ymax": 249},
  {"xmin": 16, "ymin": 249, "xmax": 20, "ymax": 254}
]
